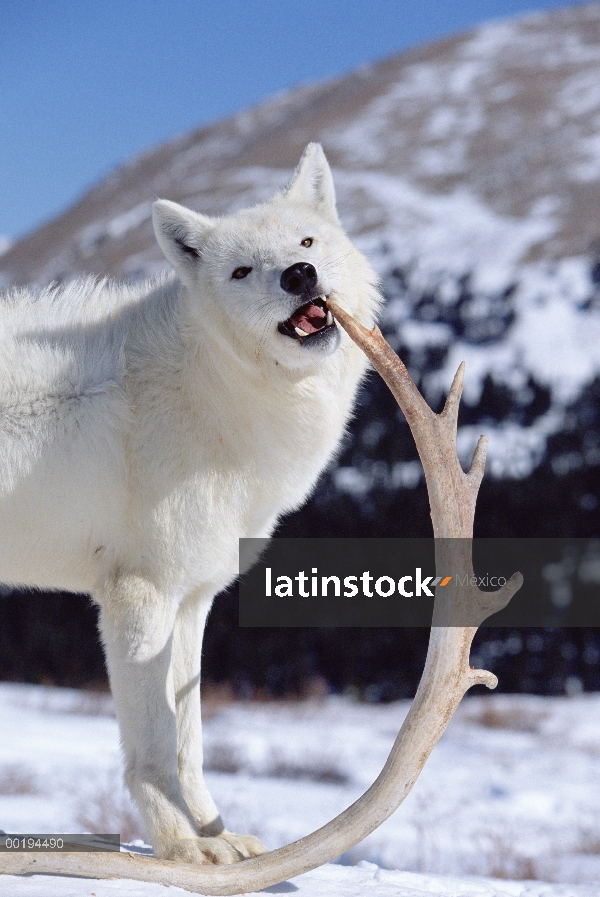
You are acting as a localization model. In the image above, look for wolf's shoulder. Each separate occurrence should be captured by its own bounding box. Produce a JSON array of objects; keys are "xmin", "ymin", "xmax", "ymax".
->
[{"xmin": 0, "ymin": 273, "xmax": 180, "ymax": 407}]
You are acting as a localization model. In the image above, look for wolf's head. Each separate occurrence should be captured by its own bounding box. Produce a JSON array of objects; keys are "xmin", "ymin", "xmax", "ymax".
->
[{"xmin": 153, "ymin": 144, "xmax": 380, "ymax": 372}]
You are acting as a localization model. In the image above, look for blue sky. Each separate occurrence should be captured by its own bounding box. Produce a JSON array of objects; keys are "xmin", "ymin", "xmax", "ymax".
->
[{"xmin": 0, "ymin": 0, "xmax": 582, "ymax": 240}]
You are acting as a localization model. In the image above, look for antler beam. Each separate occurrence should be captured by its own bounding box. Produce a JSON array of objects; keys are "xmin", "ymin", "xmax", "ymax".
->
[{"xmin": 1, "ymin": 296, "xmax": 521, "ymax": 895}]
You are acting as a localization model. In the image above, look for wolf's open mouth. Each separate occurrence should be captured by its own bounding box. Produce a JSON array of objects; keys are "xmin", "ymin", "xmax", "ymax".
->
[{"xmin": 277, "ymin": 297, "xmax": 335, "ymax": 341}]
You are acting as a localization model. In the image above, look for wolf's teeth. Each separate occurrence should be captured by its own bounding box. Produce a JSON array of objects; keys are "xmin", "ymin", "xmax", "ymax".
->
[
  {"xmin": 326, "ymin": 311, "xmax": 333, "ymax": 326},
  {"xmin": 295, "ymin": 326, "xmax": 308, "ymax": 337}
]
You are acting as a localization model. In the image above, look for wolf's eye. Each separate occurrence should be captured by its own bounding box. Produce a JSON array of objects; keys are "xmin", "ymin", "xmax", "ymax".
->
[
  {"xmin": 232, "ymin": 267, "xmax": 252, "ymax": 279},
  {"xmin": 300, "ymin": 237, "xmax": 313, "ymax": 248}
]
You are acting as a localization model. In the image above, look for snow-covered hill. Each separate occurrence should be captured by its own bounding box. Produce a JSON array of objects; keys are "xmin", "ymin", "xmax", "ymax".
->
[
  {"xmin": 5, "ymin": 4, "xmax": 600, "ymax": 286},
  {"xmin": 2, "ymin": 5, "xmax": 600, "ymax": 700},
  {"xmin": 1, "ymin": 683, "xmax": 600, "ymax": 895},
  {"xmin": 2, "ymin": 3, "xmax": 600, "ymax": 539}
]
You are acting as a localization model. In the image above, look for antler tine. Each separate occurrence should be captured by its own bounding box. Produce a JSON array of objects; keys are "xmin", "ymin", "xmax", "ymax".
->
[
  {"xmin": 441, "ymin": 361, "xmax": 464, "ymax": 430},
  {"xmin": 1, "ymin": 297, "xmax": 520, "ymax": 896},
  {"xmin": 468, "ymin": 434, "xmax": 489, "ymax": 488}
]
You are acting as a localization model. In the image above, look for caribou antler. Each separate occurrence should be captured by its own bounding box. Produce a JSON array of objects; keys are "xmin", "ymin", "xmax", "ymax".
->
[{"xmin": 1, "ymin": 297, "xmax": 521, "ymax": 895}]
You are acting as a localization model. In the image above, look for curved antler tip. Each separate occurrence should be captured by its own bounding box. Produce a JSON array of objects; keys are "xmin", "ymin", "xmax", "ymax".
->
[
  {"xmin": 454, "ymin": 361, "xmax": 465, "ymax": 389},
  {"xmin": 468, "ymin": 434, "xmax": 489, "ymax": 480},
  {"xmin": 467, "ymin": 668, "xmax": 498, "ymax": 690},
  {"xmin": 451, "ymin": 362, "xmax": 465, "ymax": 392},
  {"xmin": 441, "ymin": 362, "xmax": 466, "ymax": 421},
  {"xmin": 503, "ymin": 571, "xmax": 524, "ymax": 599}
]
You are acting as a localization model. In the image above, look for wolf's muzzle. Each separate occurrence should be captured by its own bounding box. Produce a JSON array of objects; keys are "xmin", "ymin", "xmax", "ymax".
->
[{"xmin": 280, "ymin": 262, "xmax": 318, "ymax": 295}]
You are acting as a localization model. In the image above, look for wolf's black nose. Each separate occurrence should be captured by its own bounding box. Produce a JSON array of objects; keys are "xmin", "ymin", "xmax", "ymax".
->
[{"xmin": 280, "ymin": 262, "xmax": 318, "ymax": 295}]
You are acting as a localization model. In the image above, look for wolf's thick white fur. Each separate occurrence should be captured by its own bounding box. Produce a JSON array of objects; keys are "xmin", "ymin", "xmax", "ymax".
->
[{"xmin": 0, "ymin": 145, "xmax": 380, "ymax": 863}]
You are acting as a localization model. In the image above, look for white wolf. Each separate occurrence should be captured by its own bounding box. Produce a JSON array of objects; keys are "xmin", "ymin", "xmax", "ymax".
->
[{"xmin": 0, "ymin": 144, "xmax": 381, "ymax": 863}]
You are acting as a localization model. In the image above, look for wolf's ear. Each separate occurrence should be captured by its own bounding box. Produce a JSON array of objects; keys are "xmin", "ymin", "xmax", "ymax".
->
[
  {"xmin": 281, "ymin": 143, "xmax": 340, "ymax": 223},
  {"xmin": 153, "ymin": 200, "xmax": 214, "ymax": 281}
]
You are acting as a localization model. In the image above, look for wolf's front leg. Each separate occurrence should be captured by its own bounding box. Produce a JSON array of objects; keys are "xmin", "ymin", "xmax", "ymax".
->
[
  {"xmin": 97, "ymin": 575, "xmax": 259, "ymax": 864},
  {"xmin": 172, "ymin": 591, "xmax": 267, "ymax": 860}
]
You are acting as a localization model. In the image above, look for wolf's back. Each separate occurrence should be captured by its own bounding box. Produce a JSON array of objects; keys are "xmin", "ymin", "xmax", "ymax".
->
[{"xmin": 0, "ymin": 280, "xmax": 133, "ymax": 589}]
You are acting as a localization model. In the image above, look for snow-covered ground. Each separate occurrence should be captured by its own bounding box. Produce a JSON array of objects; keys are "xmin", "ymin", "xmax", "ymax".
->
[{"xmin": 1, "ymin": 683, "xmax": 600, "ymax": 895}]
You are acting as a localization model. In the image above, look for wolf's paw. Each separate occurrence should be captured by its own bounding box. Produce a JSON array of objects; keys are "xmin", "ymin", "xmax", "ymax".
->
[
  {"xmin": 164, "ymin": 831, "xmax": 267, "ymax": 864},
  {"xmin": 218, "ymin": 829, "xmax": 268, "ymax": 859}
]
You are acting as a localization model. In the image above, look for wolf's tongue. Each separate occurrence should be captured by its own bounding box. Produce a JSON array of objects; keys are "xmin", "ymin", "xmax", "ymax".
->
[{"xmin": 290, "ymin": 303, "xmax": 326, "ymax": 335}]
